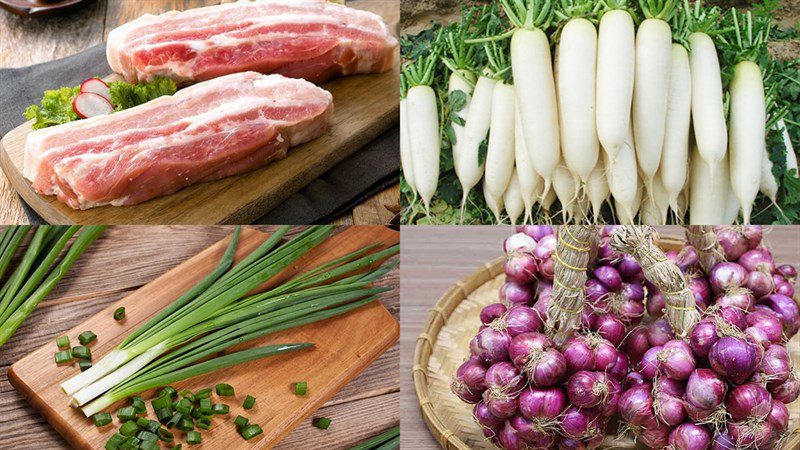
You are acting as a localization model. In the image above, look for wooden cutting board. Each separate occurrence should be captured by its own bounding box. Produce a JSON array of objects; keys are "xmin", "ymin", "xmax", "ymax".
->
[
  {"xmin": 0, "ymin": 0, "xmax": 399, "ymax": 224},
  {"xmin": 8, "ymin": 226, "xmax": 400, "ymax": 449}
]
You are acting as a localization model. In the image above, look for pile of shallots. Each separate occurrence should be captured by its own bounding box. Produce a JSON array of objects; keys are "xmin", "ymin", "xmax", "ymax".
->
[{"xmin": 451, "ymin": 225, "xmax": 800, "ymax": 450}]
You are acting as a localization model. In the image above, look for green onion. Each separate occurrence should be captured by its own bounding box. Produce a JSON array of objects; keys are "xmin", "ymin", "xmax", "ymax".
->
[
  {"xmin": 177, "ymin": 418, "xmax": 194, "ymax": 431},
  {"xmin": 145, "ymin": 420, "xmax": 160, "ymax": 434},
  {"xmin": 79, "ymin": 361, "xmax": 92, "ymax": 372},
  {"xmin": 155, "ymin": 407, "xmax": 172, "ymax": 424},
  {"xmin": 179, "ymin": 389, "xmax": 195, "ymax": 401},
  {"xmin": 157, "ymin": 427, "xmax": 173, "ymax": 442},
  {"xmin": 347, "ymin": 425, "xmax": 399, "ymax": 450},
  {"xmin": 195, "ymin": 388, "xmax": 212, "ymax": 399},
  {"xmin": 136, "ymin": 417, "xmax": 149, "ymax": 428},
  {"xmin": 132, "ymin": 396, "xmax": 146, "ymax": 414},
  {"xmin": 241, "ymin": 424, "xmax": 263, "ymax": 440},
  {"xmin": 119, "ymin": 420, "xmax": 139, "ymax": 436},
  {"xmin": 165, "ymin": 412, "xmax": 182, "ymax": 429},
  {"xmin": 114, "ymin": 307, "xmax": 126, "ymax": 321},
  {"xmin": 151, "ymin": 395, "xmax": 171, "ymax": 411},
  {"xmin": 139, "ymin": 440, "xmax": 159, "ymax": 450},
  {"xmin": 159, "ymin": 386, "xmax": 177, "ymax": 398},
  {"xmin": 313, "ymin": 417, "xmax": 331, "ymax": 429},
  {"xmin": 119, "ymin": 437, "xmax": 140, "ymax": 450},
  {"xmin": 215, "ymin": 383, "xmax": 234, "ymax": 396},
  {"xmin": 198, "ymin": 398, "xmax": 212, "ymax": 415},
  {"xmin": 243, "ymin": 395, "xmax": 255, "ymax": 409},
  {"xmin": 104, "ymin": 433, "xmax": 126, "ymax": 450},
  {"xmin": 137, "ymin": 430, "xmax": 158, "ymax": 442},
  {"xmin": 294, "ymin": 381, "xmax": 307, "ymax": 395},
  {"xmin": 0, "ymin": 226, "xmax": 106, "ymax": 348},
  {"xmin": 72, "ymin": 345, "xmax": 91, "ymax": 360},
  {"xmin": 234, "ymin": 415, "xmax": 248, "ymax": 429},
  {"xmin": 78, "ymin": 330, "xmax": 97, "ymax": 345},
  {"xmin": 372, "ymin": 435, "xmax": 400, "ymax": 450},
  {"xmin": 93, "ymin": 412, "xmax": 113, "ymax": 427},
  {"xmin": 186, "ymin": 430, "xmax": 202, "ymax": 445},
  {"xmin": 176, "ymin": 398, "xmax": 193, "ymax": 416},
  {"xmin": 56, "ymin": 335, "xmax": 70, "ymax": 348},
  {"xmin": 55, "ymin": 350, "xmax": 72, "ymax": 364},
  {"xmin": 117, "ymin": 406, "xmax": 137, "ymax": 421},
  {"xmin": 196, "ymin": 417, "xmax": 211, "ymax": 430},
  {"xmin": 212, "ymin": 403, "xmax": 229, "ymax": 415}
]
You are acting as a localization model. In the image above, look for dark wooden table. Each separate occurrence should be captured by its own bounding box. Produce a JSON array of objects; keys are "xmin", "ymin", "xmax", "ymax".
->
[
  {"xmin": 399, "ymin": 225, "xmax": 800, "ymax": 449},
  {"xmin": 0, "ymin": 226, "xmax": 399, "ymax": 449},
  {"xmin": 0, "ymin": 0, "xmax": 399, "ymax": 225}
]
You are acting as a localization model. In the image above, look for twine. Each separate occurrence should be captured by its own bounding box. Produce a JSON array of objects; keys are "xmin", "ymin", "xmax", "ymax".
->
[
  {"xmin": 685, "ymin": 225, "xmax": 725, "ymax": 274},
  {"xmin": 547, "ymin": 225, "xmax": 598, "ymax": 346},
  {"xmin": 609, "ymin": 226, "xmax": 700, "ymax": 337}
]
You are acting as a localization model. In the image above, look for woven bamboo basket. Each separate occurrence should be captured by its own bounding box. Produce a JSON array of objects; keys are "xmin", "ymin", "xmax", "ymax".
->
[{"xmin": 412, "ymin": 235, "xmax": 800, "ymax": 449}]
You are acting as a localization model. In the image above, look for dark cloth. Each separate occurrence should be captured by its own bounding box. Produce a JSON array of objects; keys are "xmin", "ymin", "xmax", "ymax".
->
[{"xmin": 0, "ymin": 44, "xmax": 398, "ymax": 224}]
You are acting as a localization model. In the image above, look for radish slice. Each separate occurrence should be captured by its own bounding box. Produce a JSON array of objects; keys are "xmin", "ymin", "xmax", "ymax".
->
[
  {"xmin": 73, "ymin": 92, "xmax": 114, "ymax": 119},
  {"xmin": 80, "ymin": 78, "xmax": 111, "ymax": 101}
]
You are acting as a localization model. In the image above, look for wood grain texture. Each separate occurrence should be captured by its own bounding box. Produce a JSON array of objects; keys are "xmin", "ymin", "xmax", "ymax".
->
[
  {"xmin": 0, "ymin": 225, "xmax": 399, "ymax": 449},
  {"xmin": 399, "ymin": 225, "xmax": 800, "ymax": 449},
  {"xmin": 0, "ymin": 0, "xmax": 400, "ymax": 225}
]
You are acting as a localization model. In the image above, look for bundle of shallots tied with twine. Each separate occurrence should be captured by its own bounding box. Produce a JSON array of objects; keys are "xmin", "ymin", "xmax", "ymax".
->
[
  {"xmin": 546, "ymin": 225, "xmax": 598, "ymax": 346},
  {"xmin": 685, "ymin": 225, "xmax": 724, "ymax": 275},
  {"xmin": 609, "ymin": 226, "xmax": 700, "ymax": 337}
]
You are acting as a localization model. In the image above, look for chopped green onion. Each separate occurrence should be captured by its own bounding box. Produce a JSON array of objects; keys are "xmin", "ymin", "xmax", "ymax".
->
[
  {"xmin": 198, "ymin": 398, "xmax": 212, "ymax": 415},
  {"xmin": 313, "ymin": 417, "xmax": 331, "ymax": 430},
  {"xmin": 119, "ymin": 437, "xmax": 141, "ymax": 450},
  {"xmin": 117, "ymin": 406, "xmax": 137, "ymax": 421},
  {"xmin": 215, "ymin": 383, "xmax": 234, "ymax": 396},
  {"xmin": 157, "ymin": 427, "xmax": 173, "ymax": 442},
  {"xmin": 159, "ymin": 386, "xmax": 177, "ymax": 398},
  {"xmin": 176, "ymin": 398, "xmax": 193, "ymax": 416},
  {"xmin": 139, "ymin": 440, "xmax": 159, "ymax": 450},
  {"xmin": 136, "ymin": 430, "xmax": 158, "ymax": 442},
  {"xmin": 173, "ymin": 445, "xmax": 182, "ymax": 450},
  {"xmin": 79, "ymin": 361, "xmax": 92, "ymax": 372},
  {"xmin": 145, "ymin": 420, "xmax": 160, "ymax": 434},
  {"xmin": 119, "ymin": 420, "xmax": 139, "ymax": 437},
  {"xmin": 196, "ymin": 417, "xmax": 211, "ymax": 430},
  {"xmin": 177, "ymin": 418, "xmax": 194, "ymax": 431},
  {"xmin": 212, "ymin": 403, "xmax": 229, "ymax": 415},
  {"xmin": 294, "ymin": 381, "xmax": 307, "ymax": 395},
  {"xmin": 78, "ymin": 330, "xmax": 97, "ymax": 345},
  {"xmin": 93, "ymin": 412, "xmax": 113, "ymax": 427},
  {"xmin": 104, "ymin": 433, "xmax": 126, "ymax": 450},
  {"xmin": 243, "ymin": 395, "xmax": 255, "ymax": 409},
  {"xmin": 72, "ymin": 345, "xmax": 91, "ymax": 360},
  {"xmin": 195, "ymin": 388, "xmax": 212, "ymax": 399},
  {"xmin": 187, "ymin": 430, "xmax": 202, "ymax": 445},
  {"xmin": 54, "ymin": 350, "xmax": 72, "ymax": 364},
  {"xmin": 190, "ymin": 408, "xmax": 205, "ymax": 420},
  {"xmin": 136, "ymin": 417, "xmax": 149, "ymax": 428},
  {"xmin": 165, "ymin": 412, "xmax": 182, "ymax": 429},
  {"xmin": 132, "ymin": 396, "xmax": 146, "ymax": 414},
  {"xmin": 114, "ymin": 307, "xmax": 126, "ymax": 321},
  {"xmin": 151, "ymin": 395, "xmax": 171, "ymax": 411},
  {"xmin": 155, "ymin": 407, "xmax": 172, "ymax": 424},
  {"xmin": 180, "ymin": 389, "xmax": 195, "ymax": 402},
  {"xmin": 241, "ymin": 424, "xmax": 263, "ymax": 440},
  {"xmin": 56, "ymin": 335, "xmax": 70, "ymax": 348},
  {"xmin": 234, "ymin": 415, "xmax": 249, "ymax": 430}
]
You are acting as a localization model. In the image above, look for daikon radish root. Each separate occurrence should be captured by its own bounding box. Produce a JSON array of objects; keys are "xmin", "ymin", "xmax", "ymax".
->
[
  {"xmin": 457, "ymin": 70, "xmax": 496, "ymax": 218},
  {"xmin": 686, "ymin": 1, "xmax": 728, "ymax": 173},
  {"xmin": 541, "ymin": 185, "xmax": 557, "ymax": 213},
  {"xmin": 485, "ymin": 81, "xmax": 517, "ymax": 202},
  {"xmin": 514, "ymin": 106, "xmax": 542, "ymax": 223},
  {"xmin": 596, "ymin": 2, "xmax": 635, "ymax": 160},
  {"xmin": 504, "ymin": 169, "xmax": 524, "ymax": 225},
  {"xmin": 442, "ymin": 19, "xmax": 478, "ymax": 163},
  {"xmin": 553, "ymin": 165, "xmax": 578, "ymax": 223},
  {"xmin": 660, "ymin": 43, "xmax": 692, "ymax": 213},
  {"xmin": 633, "ymin": 0, "xmax": 677, "ymax": 197},
  {"xmin": 608, "ymin": 126, "xmax": 639, "ymax": 223},
  {"xmin": 483, "ymin": 177, "xmax": 505, "ymax": 223},
  {"xmin": 689, "ymin": 143, "xmax": 729, "ymax": 224},
  {"xmin": 557, "ymin": 11, "xmax": 599, "ymax": 183},
  {"xmin": 587, "ymin": 157, "xmax": 610, "ymax": 222},
  {"xmin": 447, "ymin": 71, "xmax": 476, "ymax": 170},
  {"xmin": 780, "ymin": 119, "xmax": 799, "ymax": 175},
  {"xmin": 640, "ymin": 174, "xmax": 669, "ymax": 225},
  {"xmin": 399, "ymin": 94, "xmax": 417, "ymax": 204},
  {"xmin": 760, "ymin": 147, "xmax": 779, "ymax": 202},
  {"xmin": 575, "ymin": 191, "xmax": 591, "ymax": 224},
  {"xmin": 404, "ymin": 42, "xmax": 442, "ymax": 214}
]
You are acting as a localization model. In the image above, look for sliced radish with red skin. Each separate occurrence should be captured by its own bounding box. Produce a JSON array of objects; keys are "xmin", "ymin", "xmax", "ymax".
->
[
  {"xmin": 80, "ymin": 78, "xmax": 111, "ymax": 101},
  {"xmin": 73, "ymin": 92, "xmax": 114, "ymax": 119}
]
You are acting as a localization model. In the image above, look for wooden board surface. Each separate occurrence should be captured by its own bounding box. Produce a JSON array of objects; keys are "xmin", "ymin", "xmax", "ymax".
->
[
  {"xmin": 398, "ymin": 225, "xmax": 800, "ymax": 449},
  {"xmin": 0, "ymin": 0, "xmax": 399, "ymax": 225},
  {"xmin": 7, "ymin": 225, "xmax": 400, "ymax": 449}
]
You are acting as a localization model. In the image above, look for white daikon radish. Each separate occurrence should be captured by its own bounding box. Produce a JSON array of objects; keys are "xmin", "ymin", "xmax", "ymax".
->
[
  {"xmin": 615, "ymin": 185, "xmax": 642, "ymax": 225},
  {"xmin": 457, "ymin": 71, "xmax": 497, "ymax": 217},
  {"xmin": 500, "ymin": 1, "xmax": 560, "ymax": 193},
  {"xmin": 633, "ymin": 1, "xmax": 676, "ymax": 195},
  {"xmin": 729, "ymin": 60, "xmax": 766, "ymax": 224},
  {"xmin": 443, "ymin": 22, "xmax": 478, "ymax": 164},
  {"xmin": 399, "ymin": 97, "xmax": 417, "ymax": 202},
  {"xmin": 723, "ymin": 176, "xmax": 741, "ymax": 225},
  {"xmin": 514, "ymin": 106, "xmax": 541, "ymax": 223},
  {"xmin": 557, "ymin": 15, "xmax": 599, "ymax": 183},
  {"xmin": 686, "ymin": 2, "xmax": 727, "ymax": 172},
  {"xmin": 485, "ymin": 82, "xmax": 517, "ymax": 201},
  {"xmin": 448, "ymin": 71, "xmax": 476, "ymax": 170},
  {"xmin": 541, "ymin": 186, "xmax": 557, "ymax": 213},
  {"xmin": 677, "ymin": 187, "xmax": 689, "ymax": 221},
  {"xmin": 404, "ymin": 50, "xmax": 441, "ymax": 214},
  {"xmin": 780, "ymin": 119, "xmax": 799, "ymax": 174},
  {"xmin": 760, "ymin": 148, "xmax": 778, "ymax": 202},
  {"xmin": 660, "ymin": 43, "xmax": 692, "ymax": 213},
  {"xmin": 552, "ymin": 165, "xmax": 577, "ymax": 223},
  {"xmin": 586, "ymin": 157, "xmax": 610, "ymax": 222},
  {"xmin": 640, "ymin": 175, "xmax": 670, "ymax": 225},
  {"xmin": 483, "ymin": 177, "xmax": 505, "ymax": 223},
  {"xmin": 504, "ymin": 169, "xmax": 525, "ymax": 225},
  {"xmin": 690, "ymin": 144, "xmax": 729, "ymax": 224},
  {"xmin": 608, "ymin": 126, "xmax": 639, "ymax": 223},
  {"xmin": 596, "ymin": 6, "xmax": 635, "ymax": 160}
]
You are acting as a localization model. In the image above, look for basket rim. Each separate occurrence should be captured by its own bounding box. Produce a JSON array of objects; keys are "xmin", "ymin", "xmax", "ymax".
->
[{"xmin": 411, "ymin": 234, "xmax": 800, "ymax": 449}]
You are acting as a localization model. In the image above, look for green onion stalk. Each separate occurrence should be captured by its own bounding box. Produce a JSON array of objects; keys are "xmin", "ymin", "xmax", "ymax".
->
[
  {"xmin": 0, "ymin": 226, "xmax": 106, "ymax": 348},
  {"xmin": 65, "ymin": 225, "xmax": 398, "ymax": 416}
]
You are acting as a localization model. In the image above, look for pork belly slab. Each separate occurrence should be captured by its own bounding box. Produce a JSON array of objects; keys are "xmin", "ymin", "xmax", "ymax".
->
[
  {"xmin": 24, "ymin": 72, "xmax": 333, "ymax": 210},
  {"xmin": 106, "ymin": 0, "xmax": 398, "ymax": 84}
]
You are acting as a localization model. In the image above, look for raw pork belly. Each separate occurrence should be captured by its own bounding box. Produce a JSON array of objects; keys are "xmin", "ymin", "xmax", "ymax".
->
[
  {"xmin": 24, "ymin": 72, "xmax": 333, "ymax": 210},
  {"xmin": 107, "ymin": 0, "xmax": 398, "ymax": 84}
]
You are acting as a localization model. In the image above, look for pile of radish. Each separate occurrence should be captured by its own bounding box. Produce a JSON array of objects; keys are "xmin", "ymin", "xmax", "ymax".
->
[
  {"xmin": 401, "ymin": 0, "xmax": 800, "ymax": 225},
  {"xmin": 451, "ymin": 225, "xmax": 800, "ymax": 449}
]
